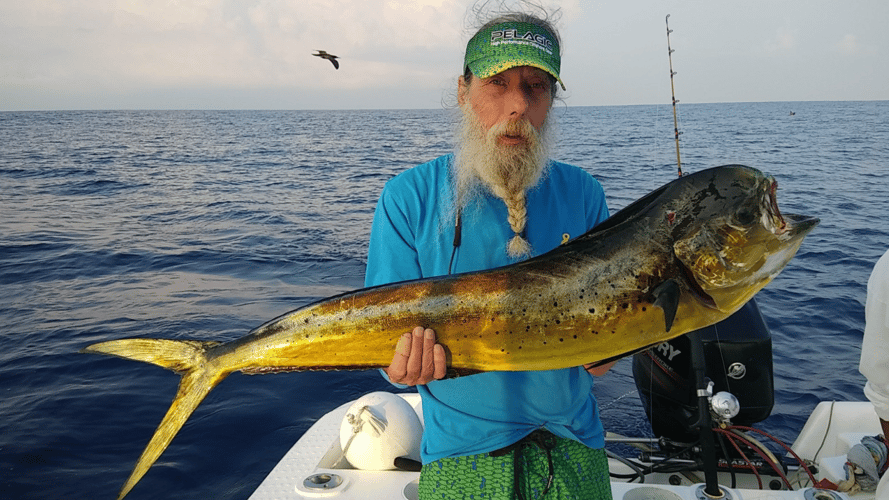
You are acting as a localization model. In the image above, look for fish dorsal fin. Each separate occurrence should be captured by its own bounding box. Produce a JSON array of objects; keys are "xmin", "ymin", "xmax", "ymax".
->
[{"xmin": 652, "ymin": 279, "xmax": 680, "ymax": 332}]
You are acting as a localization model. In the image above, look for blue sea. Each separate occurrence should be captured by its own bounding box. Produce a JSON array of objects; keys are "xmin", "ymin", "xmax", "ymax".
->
[{"xmin": 1, "ymin": 101, "xmax": 887, "ymax": 499}]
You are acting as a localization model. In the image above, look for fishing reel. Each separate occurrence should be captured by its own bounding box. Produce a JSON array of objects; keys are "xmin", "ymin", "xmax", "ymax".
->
[{"xmin": 706, "ymin": 382, "xmax": 741, "ymax": 425}]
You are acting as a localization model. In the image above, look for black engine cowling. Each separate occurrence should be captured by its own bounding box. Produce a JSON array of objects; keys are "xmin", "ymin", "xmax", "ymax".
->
[{"xmin": 632, "ymin": 298, "xmax": 774, "ymax": 443}]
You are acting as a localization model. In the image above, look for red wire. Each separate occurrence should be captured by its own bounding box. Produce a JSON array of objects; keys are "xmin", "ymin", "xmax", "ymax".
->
[
  {"xmin": 728, "ymin": 425, "xmax": 818, "ymax": 486},
  {"xmin": 714, "ymin": 428, "xmax": 763, "ymax": 488},
  {"xmin": 715, "ymin": 427, "xmax": 794, "ymax": 489}
]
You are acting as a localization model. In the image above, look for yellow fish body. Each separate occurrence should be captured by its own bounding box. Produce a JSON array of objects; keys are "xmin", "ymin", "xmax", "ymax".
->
[{"xmin": 84, "ymin": 165, "xmax": 818, "ymax": 499}]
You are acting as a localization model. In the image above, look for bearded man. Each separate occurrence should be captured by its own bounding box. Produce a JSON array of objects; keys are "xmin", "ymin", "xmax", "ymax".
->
[{"xmin": 364, "ymin": 10, "xmax": 614, "ymax": 500}]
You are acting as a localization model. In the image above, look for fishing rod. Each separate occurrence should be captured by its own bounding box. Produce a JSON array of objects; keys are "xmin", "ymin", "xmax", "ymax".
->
[
  {"xmin": 666, "ymin": 18, "xmax": 726, "ymax": 498},
  {"xmin": 666, "ymin": 14, "xmax": 682, "ymax": 177}
]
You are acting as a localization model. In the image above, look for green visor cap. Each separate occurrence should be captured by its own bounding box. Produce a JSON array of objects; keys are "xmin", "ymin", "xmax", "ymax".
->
[{"xmin": 464, "ymin": 21, "xmax": 565, "ymax": 90}]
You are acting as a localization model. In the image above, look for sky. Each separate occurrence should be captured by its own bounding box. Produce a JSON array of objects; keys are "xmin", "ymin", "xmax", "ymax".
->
[{"xmin": 2, "ymin": 0, "xmax": 887, "ymax": 111}]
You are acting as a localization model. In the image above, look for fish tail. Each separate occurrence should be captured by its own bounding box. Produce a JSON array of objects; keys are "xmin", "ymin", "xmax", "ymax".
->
[{"xmin": 81, "ymin": 339, "xmax": 228, "ymax": 500}]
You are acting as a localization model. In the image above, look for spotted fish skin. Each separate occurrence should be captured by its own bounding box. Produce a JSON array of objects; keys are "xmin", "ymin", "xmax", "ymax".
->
[{"xmin": 82, "ymin": 164, "xmax": 819, "ymax": 499}]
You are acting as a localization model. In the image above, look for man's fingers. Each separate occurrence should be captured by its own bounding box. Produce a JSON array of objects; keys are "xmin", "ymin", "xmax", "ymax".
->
[
  {"xmin": 432, "ymin": 344, "xmax": 447, "ymax": 380},
  {"xmin": 386, "ymin": 326, "xmax": 447, "ymax": 386},
  {"xmin": 394, "ymin": 332, "xmax": 412, "ymax": 357},
  {"xmin": 386, "ymin": 332, "xmax": 412, "ymax": 382},
  {"xmin": 584, "ymin": 360, "xmax": 617, "ymax": 376},
  {"xmin": 420, "ymin": 328, "xmax": 437, "ymax": 381},
  {"xmin": 405, "ymin": 326, "xmax": 426, "ymax": 381}
]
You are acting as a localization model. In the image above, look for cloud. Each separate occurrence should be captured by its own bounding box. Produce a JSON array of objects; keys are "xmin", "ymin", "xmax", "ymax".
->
[
  {"xmin": 764, "ymin": 28, "xmax": 797, "ymax": 53},
  {"xmin": 4, "ymin": 0, "xmax": 888, "ymax": 109},
  {"xmin": 1, "ymin": 0, "xmax": 468, "ymax": 95},
  {"xmin": 835, "ymin": 34, "xmax": 859, "ymax": 55}
]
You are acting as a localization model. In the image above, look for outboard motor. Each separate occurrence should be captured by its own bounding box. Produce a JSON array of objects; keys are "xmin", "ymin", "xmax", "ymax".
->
[{"xmin": 632, "ymin": 298, "xmax": 774, "ymax": 444}]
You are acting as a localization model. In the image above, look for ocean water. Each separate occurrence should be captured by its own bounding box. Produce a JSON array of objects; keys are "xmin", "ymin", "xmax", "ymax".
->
[{"xmin": 1, "ymin": 101, "xmax": 887, "ymax": 499}]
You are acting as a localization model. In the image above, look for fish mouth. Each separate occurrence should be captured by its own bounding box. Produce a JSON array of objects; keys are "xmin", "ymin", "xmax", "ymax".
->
[
  {"xmin": 766, "ymin": 178, "xmax": 819, "ymax": 237},
  {"xmin": 766, "ymin": 179, "xmax": 786, "ymax": 232},
  {"xmin": 782, "ymin": 212, "xmax": 820, "ymax": 235}
]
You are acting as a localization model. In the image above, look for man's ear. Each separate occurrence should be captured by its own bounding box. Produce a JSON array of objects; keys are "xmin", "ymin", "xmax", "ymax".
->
[{"xmin": 457, "ymin": 76, "xmax": 468, "ymax": 106}]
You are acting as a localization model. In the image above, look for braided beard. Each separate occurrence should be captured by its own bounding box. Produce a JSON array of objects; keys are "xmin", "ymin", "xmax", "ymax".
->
[{"xmin": 452, "ymin": 104, "xmax": 554, "ymax": 257}]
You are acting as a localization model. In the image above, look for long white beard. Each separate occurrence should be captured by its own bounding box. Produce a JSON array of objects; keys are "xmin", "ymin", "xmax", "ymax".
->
[
  {"xmin": 451, "ymin": 104, "xmax": 555, "ymax": 257},
  {"xmin": 453, "ymin": 106, "xmax": 554, "ymax": 210}
]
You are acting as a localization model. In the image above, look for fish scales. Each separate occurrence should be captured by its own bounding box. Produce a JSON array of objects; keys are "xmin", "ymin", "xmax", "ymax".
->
[{"xmin": 82, "ymin": 165, "xmax": 819, "ymax": 499}]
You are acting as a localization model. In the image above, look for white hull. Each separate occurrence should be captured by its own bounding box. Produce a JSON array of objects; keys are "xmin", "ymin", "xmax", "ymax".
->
[{"xmin": 250, "ymin": 394, "xmax": 880, "ymax": 500}]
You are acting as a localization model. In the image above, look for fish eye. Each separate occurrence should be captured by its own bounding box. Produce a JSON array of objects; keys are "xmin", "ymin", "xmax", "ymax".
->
[{"xmin": 736, "ymin": 210, "xmax": 756, "ymax": 225}]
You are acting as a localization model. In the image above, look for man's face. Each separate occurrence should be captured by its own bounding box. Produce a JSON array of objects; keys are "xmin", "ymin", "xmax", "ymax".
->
[
  {"xmin": 458, "ymin": 66, "xmax": 553, "ymax": 145},
  {"xmin": 452, "ymin": 65, "xmax": 555, "ymax": 208}
]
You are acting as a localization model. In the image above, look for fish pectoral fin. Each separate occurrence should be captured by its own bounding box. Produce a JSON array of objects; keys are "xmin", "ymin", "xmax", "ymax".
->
[{"xmin": 652, "ymin": 278, "xmax": 681, "ymax": 332}]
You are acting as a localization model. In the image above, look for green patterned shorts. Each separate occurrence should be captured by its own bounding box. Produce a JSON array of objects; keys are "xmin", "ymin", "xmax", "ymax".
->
[{"xmin": 418, "ymin": 430, "xmax": 612, "ymax": 500}]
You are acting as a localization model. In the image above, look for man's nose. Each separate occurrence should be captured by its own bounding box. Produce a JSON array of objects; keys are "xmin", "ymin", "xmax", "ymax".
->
[{"xmin": 505, "ymin": 84, "xmax": 531, "ymax": 118}]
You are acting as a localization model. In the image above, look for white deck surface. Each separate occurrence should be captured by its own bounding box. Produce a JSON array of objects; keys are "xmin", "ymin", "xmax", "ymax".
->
[{"xmin": 249, "ymin": 395, "xmax": 878, "ymax": 500}]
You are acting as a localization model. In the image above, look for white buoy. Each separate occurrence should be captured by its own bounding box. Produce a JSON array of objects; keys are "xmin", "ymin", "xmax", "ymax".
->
[{"xmin": 339, "ymin": 392, "xmax": 423, "ymax": 470}]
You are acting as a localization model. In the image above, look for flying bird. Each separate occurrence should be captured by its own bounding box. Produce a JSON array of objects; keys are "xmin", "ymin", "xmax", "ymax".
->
[{"xmin": 313, "ymin": 50, "xmax": 339, "ymax": 69}]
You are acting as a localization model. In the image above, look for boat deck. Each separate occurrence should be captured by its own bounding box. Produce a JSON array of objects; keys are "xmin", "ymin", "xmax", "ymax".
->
[{"xmin": 250, "ymin": 395, "xmax": 879, "ymax": 500}]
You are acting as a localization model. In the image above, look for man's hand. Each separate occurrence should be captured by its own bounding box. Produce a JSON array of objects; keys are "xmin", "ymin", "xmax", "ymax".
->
[
  {"xmin": 583, "ymin": 360, "xmax": 617, "ymax": 377},
  {"xmin": 385, "ymin": 326, "xmax": 447, "ymax": 385}
]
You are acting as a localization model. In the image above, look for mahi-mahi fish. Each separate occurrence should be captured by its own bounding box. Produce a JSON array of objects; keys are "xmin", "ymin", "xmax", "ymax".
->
[{"xmin": 83, "ymin": 164, "xmax": 818, "ymax": 499}]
